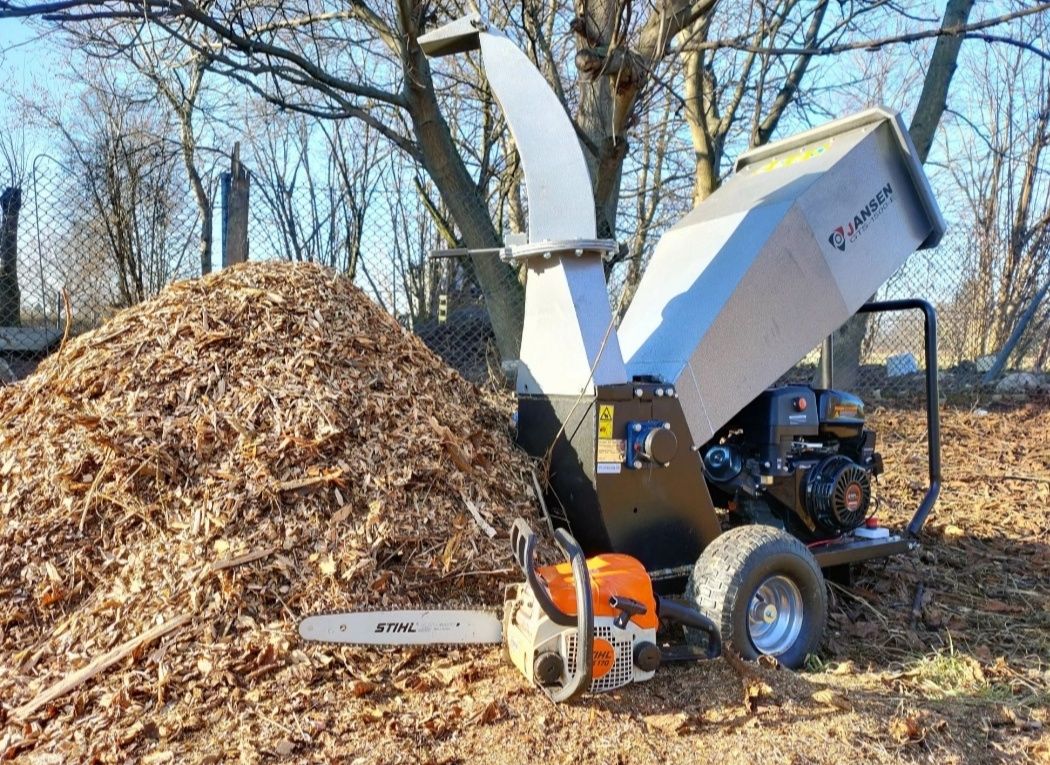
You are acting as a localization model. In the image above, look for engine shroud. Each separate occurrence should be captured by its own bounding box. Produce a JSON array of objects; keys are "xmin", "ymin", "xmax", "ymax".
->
[
  {"xmin": 804, "ymin": 455, "xmax": 872, "ymax": 534},
  {"xmin": 702, "ymin": 385, "xmax": 881, "ymax": 539}
]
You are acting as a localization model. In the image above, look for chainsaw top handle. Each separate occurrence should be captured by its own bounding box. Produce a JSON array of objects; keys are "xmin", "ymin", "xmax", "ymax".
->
[{"xmin": 510, "ymin": 518, "xmax": 594, "ymax": 703}]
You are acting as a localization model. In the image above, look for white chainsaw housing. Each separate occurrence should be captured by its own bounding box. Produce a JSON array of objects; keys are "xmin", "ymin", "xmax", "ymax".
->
[{"xmin": 502, "ymin": 584, "xmax": 656, "ymax": 694}]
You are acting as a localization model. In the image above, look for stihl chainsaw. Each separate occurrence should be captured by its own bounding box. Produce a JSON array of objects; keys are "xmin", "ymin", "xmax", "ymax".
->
[{"xmin": 299, "ymin": 519, "xmax": 720, "ymax": 702}]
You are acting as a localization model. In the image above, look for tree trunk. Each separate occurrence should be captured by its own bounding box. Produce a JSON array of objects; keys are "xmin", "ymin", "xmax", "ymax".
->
[
  {"xmin": 178, "ymin": 115, "xmax": 213, "ymax": 275},
  {"xmin": 830, "ymin": 311, "xmax": 869, "ymax": 389},
  {"xmin": 573, "ymin": 1, "xmax": 631, "ymax": 239},
  {"xmin": 908, "ymin": 0, "xmax": 976, "ymax": 164},
  {"xmin": 684, "ymin": 42, "xmax": 722, "ymax": 205},
  {"xmin": 0, "ymin": 187, "xmax": 22, "ymax": 327},
  {"xmin": 401, "ymin": 11, "xmax": 524, "ymax": 360},
  {"xmin": 829, "ymin": 0, "xmax": 975, "ymax": 386}
]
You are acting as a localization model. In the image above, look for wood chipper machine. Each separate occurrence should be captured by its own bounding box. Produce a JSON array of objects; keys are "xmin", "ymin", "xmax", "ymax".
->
[
  {"xmin": 417, "ymin": 15, "xmax": 945, "ymax": 669},
  {"xmin": 300, "ymin": 14, "xmax": 945, "ymax": 692}
]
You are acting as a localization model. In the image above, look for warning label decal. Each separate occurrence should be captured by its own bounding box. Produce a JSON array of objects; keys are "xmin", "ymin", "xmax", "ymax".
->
[
  {"xmin": 596, "ymin": 439, "xmax": 625, "ymax": 464},
  {"xmin": 598, "ymin": 405, "xmax": 615, "ymax": 439}
]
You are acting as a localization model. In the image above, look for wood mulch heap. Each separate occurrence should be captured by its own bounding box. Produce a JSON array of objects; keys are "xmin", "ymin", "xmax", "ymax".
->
[{"xmin": 0, "ymin": 262, "xmax": 538, "ymax": 762}]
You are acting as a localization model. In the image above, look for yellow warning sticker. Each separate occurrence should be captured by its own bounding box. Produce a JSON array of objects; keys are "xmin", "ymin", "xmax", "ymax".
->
[
  {"xmin": 597, "ymin": 405, "xmax": 615, "ymax": 439},
  {"xmin": 755, "ymin": 142, "xmax": 829, "ymax": 175}
]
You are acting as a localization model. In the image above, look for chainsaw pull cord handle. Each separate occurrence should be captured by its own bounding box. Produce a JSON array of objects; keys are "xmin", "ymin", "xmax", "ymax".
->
[{"xmin": 510, "ymin": 519, "xmax": 593, "ymax": 703}]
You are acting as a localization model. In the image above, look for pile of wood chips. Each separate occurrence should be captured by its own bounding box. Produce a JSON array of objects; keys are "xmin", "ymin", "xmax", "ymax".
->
[{"xmin": 0, "ymin": 262, "xmax": 539, "ymax": 761}]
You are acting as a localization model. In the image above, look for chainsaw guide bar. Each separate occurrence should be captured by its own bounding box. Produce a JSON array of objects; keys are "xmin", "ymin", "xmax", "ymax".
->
[{"xmin": 298, "ymin": 609, "xmax": 503, "ymax": 646}]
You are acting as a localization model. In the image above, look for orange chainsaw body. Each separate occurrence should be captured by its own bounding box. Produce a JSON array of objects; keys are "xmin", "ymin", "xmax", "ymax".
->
[{"xmin": 538, "ymin": 554, "xmax": 659, "ymax": 631}]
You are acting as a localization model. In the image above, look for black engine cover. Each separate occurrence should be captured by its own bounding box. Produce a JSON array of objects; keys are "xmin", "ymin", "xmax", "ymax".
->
[
  {"xmin": 803, "ymin": 455, "xmax": 871, "ymax": 534},
  {"xmin": 704, "ymin": 385, "xmax": 877, "ymax": 540}
]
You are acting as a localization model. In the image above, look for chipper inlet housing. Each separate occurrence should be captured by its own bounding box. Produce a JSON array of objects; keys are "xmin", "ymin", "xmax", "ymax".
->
[{"xmin": 421, "ymin": 15, "xmax": 945, "ymax": 667}]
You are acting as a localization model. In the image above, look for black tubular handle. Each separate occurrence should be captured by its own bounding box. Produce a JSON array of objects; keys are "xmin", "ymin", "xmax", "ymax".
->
[
  {"xmin": 511, "ymin": 518, "xmax": 575, "ymax": 627},
  {"xmin": 509, "ymin": 518, "xmax": 594, "ymax": 702},
  {"xmin": 856, "ymin": 300, "xmax": 941, "ymax": 537},
  {"xmin": 656, "ymin": 596, "xmax": 722, "ymax": 659},
  {"xmin": 547, "ymin": 527, "xmax": 593, "ymax": 703}
]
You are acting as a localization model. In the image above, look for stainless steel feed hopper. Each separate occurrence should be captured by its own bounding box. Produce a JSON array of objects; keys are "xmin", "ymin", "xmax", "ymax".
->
[
  {"xmin": 618, "ymin": 111, "xmax": 945, "ymax": 446},
  {"xmin": 422, "ymin": 15, "xmax": 944, "ymax": 587}
]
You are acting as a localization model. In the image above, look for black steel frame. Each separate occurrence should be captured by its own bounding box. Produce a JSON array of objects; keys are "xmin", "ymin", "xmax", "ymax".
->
[
  {"xmin": 856, "ymin": 299, "xmax": 941, "ymax": 538},
  {"xmin": 810, "ymin": 299, "xmax": 941, "ymax": 567}
]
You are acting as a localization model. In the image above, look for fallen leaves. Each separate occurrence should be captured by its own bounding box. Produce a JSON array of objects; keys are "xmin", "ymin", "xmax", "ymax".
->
[
  {"xmin": 888, "ymin": 709, "xmax": 948, "ymax": 745},
  {"xmin": 351, "ymin": 680, "xmax": 377, "ymax": 698},
  {"xmin": 722, "ymin": 648, "xmax": 778, "ymax": 715},
  {"xmin": 811, "ymin": 688, "xmax": 853, "ymax": 712},
  {"xmin": 468, "ymin": 699, "xmax": 504, "ymax": 726},
  {"xmin": 644, "ymin": 711, "xmax": 705, "ymax": 736}
]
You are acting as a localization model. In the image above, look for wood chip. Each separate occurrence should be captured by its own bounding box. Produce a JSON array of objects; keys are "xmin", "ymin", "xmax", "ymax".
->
[{"xmin": 12, "ymin": 614, "xmax": 191, "ymax": 720}]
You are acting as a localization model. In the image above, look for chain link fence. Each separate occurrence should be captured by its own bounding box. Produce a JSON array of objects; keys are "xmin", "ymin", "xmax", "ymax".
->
[
  {"xmin": 1, "ymin": 156, "xmax": 1046, "ymax": 397},
  {"xmin": 0, "ymin": 155, "xmax": 201, "ymax": 379}
]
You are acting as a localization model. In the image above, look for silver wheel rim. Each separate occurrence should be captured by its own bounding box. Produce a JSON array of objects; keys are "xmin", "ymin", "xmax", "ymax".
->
[{"xmin": 747, "ymin": 574, "xmax": 804, "ymax": 656}]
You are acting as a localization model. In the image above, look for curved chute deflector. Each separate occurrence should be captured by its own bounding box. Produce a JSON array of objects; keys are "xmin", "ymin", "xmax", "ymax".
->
[
  {"xmin": 421, "ymin": 15, "xmax": 627, "ymax": 395},
  {"xmin": 420, "ymin": 14, "xmax": 594, "ymax": 242}
]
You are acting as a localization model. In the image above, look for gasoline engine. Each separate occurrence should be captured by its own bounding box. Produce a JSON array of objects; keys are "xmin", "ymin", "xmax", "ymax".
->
[
  {"xmin": 703, "ymin": 386, "xmax": 883, "ymax": 540},
  {"xmin": 502, "ymin": 519, "xmax": 719, "ymax": 701}
]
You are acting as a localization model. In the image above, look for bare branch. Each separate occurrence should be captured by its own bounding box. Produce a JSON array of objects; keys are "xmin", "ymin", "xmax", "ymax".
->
[{"xmin": 679, "ymin": 3, "xmax": 1050, "ymax": 57}]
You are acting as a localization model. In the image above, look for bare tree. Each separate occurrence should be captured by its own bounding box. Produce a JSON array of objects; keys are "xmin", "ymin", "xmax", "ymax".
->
[
  {"xmin": 910, "ymin": 0, "xmax": 977, "ymax": 163},
  {"xmin": 679, "ymin": 0, "xmax": 833, "ymax": 204},
  {"xmin": 614, "ymin": 89, "xmax": 683, "ymax": 316},
  {"xmin": 4, "ymin": 0, "xmax": 1049, "ymax": 367},
  {"xmin": 0, "ymin": 118, "xmax": 29, "ymax": 326},
  {"xmin": 943, "ymin": 21, "xmax": 1050, "ymax": 366},
  {"xmin": 55, "ymin": 19, "xmax": 219, "ymax": 276},
  {"xmin": 830, "ymin": 0, "xmax": 980, "ymax": 386},
  {"xmin": 53, "ymin": 76, "xmax": 197, "ymax": 306},
  {"xmin": 246, "ymin": 109, "xmax": 380, "ymax": 275},
  {"xmin": 140, "ymin": 49, "xmax": 215, "ymax": 277},
  {"xmin": 0, "ymin": 0, "xmax": 526, "ymax": 357}
]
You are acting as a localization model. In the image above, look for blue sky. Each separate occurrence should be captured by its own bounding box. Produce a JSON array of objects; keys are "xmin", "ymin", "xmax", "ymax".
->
[
  {"xmin": 0, "ymin": 19, "xmax": 54, "ymax": 94},
  {"xmin": 0, "ymin": 19, "xmax": 66, "ymax": 156}
]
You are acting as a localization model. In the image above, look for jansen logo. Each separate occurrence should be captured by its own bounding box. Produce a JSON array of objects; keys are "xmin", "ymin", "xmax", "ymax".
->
[
  {"xmin": 828, "ymin": 227, "xmax": 847, "ymax": 251},
  {"xmin": 827, "ymin": 182, "xmax": 895, "ymax": 252}
]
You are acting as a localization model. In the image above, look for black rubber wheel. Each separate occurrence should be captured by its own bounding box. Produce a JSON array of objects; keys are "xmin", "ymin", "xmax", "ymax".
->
[{"xmin": 684, "ymin": 525, "xmax": 826, "ymax": 669}]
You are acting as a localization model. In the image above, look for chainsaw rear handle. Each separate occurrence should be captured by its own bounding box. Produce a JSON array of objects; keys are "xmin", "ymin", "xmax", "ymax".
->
[
  {"xmin": 510, "ymin": 518, "xmax": 594, "ymax": 703},
  {"xmin": 656, "ymin": 596, "xmax": 721, "ymax": 659}
]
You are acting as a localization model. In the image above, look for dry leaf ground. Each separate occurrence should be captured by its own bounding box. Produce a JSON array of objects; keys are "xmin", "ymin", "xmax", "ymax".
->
[{"xmin": 0, "ymin": 262, "xmax": 1047, "ymax": 763}]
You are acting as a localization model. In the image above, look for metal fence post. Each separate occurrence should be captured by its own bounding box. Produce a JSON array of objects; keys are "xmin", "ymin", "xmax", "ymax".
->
[
  {"xmin": 221, "ymin": 143, "xmax": 250, "ymax": 268},
  {"xmin": 0, "ymin": 187, "xmax": 22, "ymax": 327}
]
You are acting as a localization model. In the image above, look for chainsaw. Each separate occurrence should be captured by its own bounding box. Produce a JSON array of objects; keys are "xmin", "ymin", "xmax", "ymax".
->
[{"xmin": 299, "ymin": 519, "xmax": 721, "ymax": 702}]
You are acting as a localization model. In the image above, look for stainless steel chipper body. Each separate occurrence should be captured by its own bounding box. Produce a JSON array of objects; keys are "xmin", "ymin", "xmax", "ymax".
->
[{"xmin": 421, "ymin": 16, "xmax": 945, "ymax": 587}]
